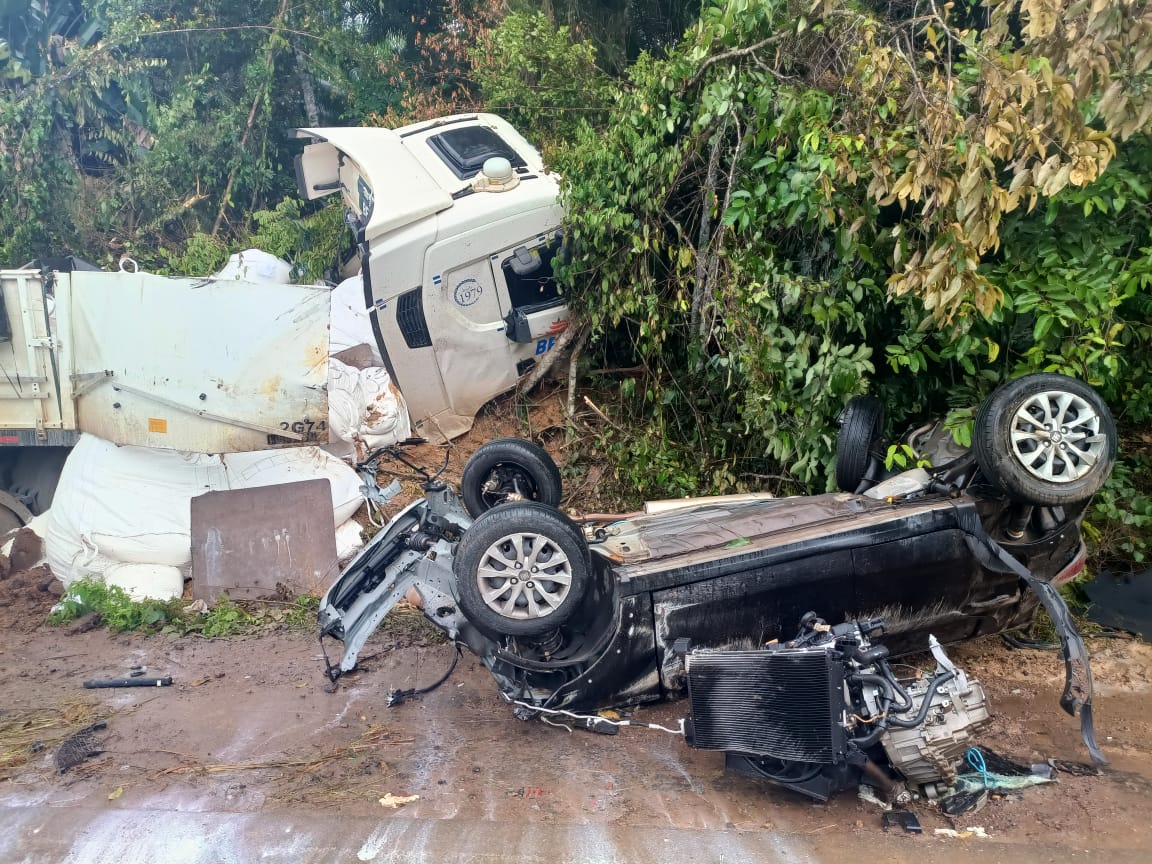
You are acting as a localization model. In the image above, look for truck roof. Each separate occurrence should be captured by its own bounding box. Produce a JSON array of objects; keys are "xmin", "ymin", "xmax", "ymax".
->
[{"xmin": 294, "ymin": 114, "xmax": 553, "ymax": 242}]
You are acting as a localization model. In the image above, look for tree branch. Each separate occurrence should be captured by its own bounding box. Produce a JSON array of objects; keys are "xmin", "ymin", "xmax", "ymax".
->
[{"xmin": 686, "ymin": 33, "xmax": 789, "ymax": 91}]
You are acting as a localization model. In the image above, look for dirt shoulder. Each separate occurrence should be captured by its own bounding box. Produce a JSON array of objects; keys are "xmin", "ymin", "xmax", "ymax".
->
[{"xmin": 2, "ymin": 611, "xmax": 1151, "ymax": 860}]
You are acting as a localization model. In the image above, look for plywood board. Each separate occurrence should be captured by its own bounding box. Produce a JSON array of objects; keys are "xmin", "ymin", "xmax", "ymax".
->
[{"xmin": 191, "ymin": 479, "xmax": 338, "ymax": 601}]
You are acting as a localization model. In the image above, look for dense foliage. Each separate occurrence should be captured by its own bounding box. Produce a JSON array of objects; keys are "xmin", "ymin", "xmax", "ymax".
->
[{"xmin": 552, "ymin": 1, "xmax": 1152, "ymax": 515}]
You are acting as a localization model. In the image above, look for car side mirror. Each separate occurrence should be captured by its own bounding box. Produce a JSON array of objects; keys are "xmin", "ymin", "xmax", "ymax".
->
[{"xmin": 508, "ymin": 246, "xmax": 542, "ymax": 277}]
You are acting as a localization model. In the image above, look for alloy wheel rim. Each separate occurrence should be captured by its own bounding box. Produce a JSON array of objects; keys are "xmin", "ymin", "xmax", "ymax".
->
[
  {"xmin": 476, "ymin": 531, "xmax": 572, "ymax": 620},
  {"xmin": 1009, "ymin": 390, "xmax": 1106, "ymax": 483}
]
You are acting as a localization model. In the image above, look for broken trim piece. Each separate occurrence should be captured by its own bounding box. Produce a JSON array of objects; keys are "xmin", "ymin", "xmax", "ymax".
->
[{"xmin": 953, "ymin": 503, "xmax": 1105, "ymax": 765}]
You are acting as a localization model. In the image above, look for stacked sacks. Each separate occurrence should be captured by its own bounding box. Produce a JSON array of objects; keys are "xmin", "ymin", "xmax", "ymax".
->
[{"xmin": 45, "ymin": 436, "xmax": 366, "ymax": 601}]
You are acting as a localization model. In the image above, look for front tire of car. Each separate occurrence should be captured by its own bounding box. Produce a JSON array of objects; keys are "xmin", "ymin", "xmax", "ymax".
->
[
  {"xmin": 460, "ymin": 438, "xmax": 562, "ymax": 518},
  {"xmin": 453, "ymin": 501, "xmax": 591, "ymax": 638},
  {"xmin": 974, "ymin": 373, "xmax": 1116, "ymax": 506}
]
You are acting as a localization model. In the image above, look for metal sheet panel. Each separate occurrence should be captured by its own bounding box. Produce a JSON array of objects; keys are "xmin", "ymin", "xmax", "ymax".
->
[
  {"xmin": 0, "ymin": 270, "xmax": 70, "ymax": 435},
  {"xmin": 190, "ymin": 479, "xmax": 339, "ymax": 601},
  {"xmin": 65, "ymin": 272, "xmax": 330, "ymax": 452}
]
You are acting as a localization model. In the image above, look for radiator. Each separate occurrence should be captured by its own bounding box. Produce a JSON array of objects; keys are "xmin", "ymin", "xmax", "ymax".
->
[{"xmin": 685, "ymin": 648, "xmax": 847, "ymax": 763}]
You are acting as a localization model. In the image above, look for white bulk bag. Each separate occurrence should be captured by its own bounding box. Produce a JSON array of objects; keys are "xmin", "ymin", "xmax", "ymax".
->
[
  {"xmin": 213, "ymin": 248, "xmax": 293, "ymax": 284},
  {"xmin": 327, "ymin": 358, "xmax": 411, "ymax": 452},
  {"xmin": 45, "ymin": 434, "xmax": 365, "ymax": 597},
  {"xmin": 223, "ymin": 447, "xmax": 363, "ymax": 525},
  {"xmin": 329, "ymin": 274, "xmax": 382, "ymax": 365}
]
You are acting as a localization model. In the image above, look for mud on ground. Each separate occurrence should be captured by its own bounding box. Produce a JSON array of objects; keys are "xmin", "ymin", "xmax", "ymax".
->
[
  {"xmin": 2, "ymin": 603, "xmax": 1152, "ymax": 860},
  {"xmin": 0, "ymin": 526, "xmax": 65, "ymax": 635}
]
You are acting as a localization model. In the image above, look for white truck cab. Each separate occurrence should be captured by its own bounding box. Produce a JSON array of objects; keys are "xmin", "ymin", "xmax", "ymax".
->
[
  {"xmin": 0, "ymin": 115, "xmax": 567, "ymax": 533},
  {"xmin": 295, "ymin": 114, "xmax": 570, "ymax": 441}
]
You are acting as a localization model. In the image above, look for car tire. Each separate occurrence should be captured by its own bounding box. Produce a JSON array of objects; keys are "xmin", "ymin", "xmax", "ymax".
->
[
  {"xmin": 835, "ymin": 396, "xmax": 884, "ymax": 493},
  {"xmin": 461, "ymin": 438, "xmax": 562, "ymax": 518},
  {"xmin": 974, "ymin": 374, "xmax": 1116, "ymax": 506},
  {"xmin": 453, "ymin": 502, "xmax": 591, "ymax": 638}
]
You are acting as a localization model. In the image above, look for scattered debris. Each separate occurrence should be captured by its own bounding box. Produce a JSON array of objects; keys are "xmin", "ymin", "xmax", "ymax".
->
[
  {"xmin": 83, "ymin": 676, "xmax": 172, "ymax": 689},
  {"xmin": 941, "ymin": 788, "xmax": 988, "ymax": 816},
  {"xmin": 882, "ymin": 811, "xmax": 923, "ymax": 834},
  {"xmin": 55, "ymin": 720, "xmax": 108, "ymax": 774},
  {"xmin": 1051, "ymin": 758, "xmax": 1103, "ymax": 777},
  {"xmin": 379, "ymin": 793, "xmax": 419, "ymax": 809},
  {"xmin": 0, "ymin": 701, "xmax": 103, "ymax": 780},
  {"xmin": 934, "ymin": 827, "xmax": 990, "ymax": 839},
  {"xmin": 858, "ymin": 785, "xmax": 892, "ymax": 811},
  {"xmin": 65, "ymin": 612, "xmax": 103, "ymax": 635}
]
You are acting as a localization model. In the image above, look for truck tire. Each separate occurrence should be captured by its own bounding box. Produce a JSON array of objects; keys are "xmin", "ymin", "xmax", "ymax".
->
[
  {"xmin": 453, "ymin": 502, "xmax": 591, "ymax": 638},
  {"xmin": 461, "ymin": 438, "xmax": 562, "ymax": 518},
  {"xmin": 0, "ymin": 491, "xmax": 32, "ymax": 539},
  {"xmin": 974, "ymin": 374, "xmax": 1116, "ymax": 506}
]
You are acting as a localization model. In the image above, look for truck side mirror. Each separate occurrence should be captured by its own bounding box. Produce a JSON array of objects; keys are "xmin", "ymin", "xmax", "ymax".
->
[
  {"xmin": 504, "ymin": 309, "xmax": 535, "ymax": 343},
  {"xmin": 508, "ymin": 246, "xmax": 542, "ymax": 277}
]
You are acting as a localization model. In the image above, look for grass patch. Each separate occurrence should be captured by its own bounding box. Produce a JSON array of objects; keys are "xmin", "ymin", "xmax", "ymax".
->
[{"xmin": 48, "ymin": 579, "xmax": 320, "ymax": 638}]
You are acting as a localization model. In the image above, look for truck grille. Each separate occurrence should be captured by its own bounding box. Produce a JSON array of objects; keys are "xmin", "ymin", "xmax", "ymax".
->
[
  {"xmin": 685, "ymin": 648, "xmax": 846, "ymax": 763},
  {"xmin": 396, "ymin": 288, "xmax": 432, "ymax": 349}
]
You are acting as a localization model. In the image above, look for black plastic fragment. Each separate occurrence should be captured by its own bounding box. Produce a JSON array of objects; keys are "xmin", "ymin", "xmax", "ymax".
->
[
  {"xmin": 942, "ymin": 789, "xmax": 989, "ymax": 816},
  {"xmin": 55, "ymin": 721, "xmax": 108, "ymax": 774},
  {"xmin": 882, "ymin": 811, "xmax": 923, "ymax": 834}
]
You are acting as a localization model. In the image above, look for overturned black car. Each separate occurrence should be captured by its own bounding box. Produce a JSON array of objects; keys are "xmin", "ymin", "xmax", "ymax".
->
[{"xmin": 319, "ymin": 373, "xmax": 1114, "ymax": 797}]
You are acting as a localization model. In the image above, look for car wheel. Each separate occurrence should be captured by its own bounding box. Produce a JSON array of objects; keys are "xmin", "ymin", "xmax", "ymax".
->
[
  {"xmin": 974, "ymin": 374, "xmax": 1116, "ymax": 506},
  {"xmin": 835, "ymin": 396, "xmax": 884, "ymax": 493},
  {"xmin": 453, "ymin": 502, "xmax": 591, "ymax": 638},
  {"xmin": 461, "ymin": 438, "xmax": 562, "ymax": 518}
]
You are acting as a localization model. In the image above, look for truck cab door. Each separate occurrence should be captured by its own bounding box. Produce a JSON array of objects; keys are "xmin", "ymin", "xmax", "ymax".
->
[
  {"xmin": 490, "ymin": 233, "xmax": 571, "ymax": 365},
  {"xmin": 427, "ymin": 255, "xmax": 518, "ymax": 421}
]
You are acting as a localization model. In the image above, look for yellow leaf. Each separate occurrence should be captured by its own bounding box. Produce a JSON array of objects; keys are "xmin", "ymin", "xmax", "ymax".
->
[
  {"xmin": 986, "ymin": 339, "xmax": 1000, "ymax": 363},
  {"xmin": 108, "ymin": 787, "xmax": 124, "ymax": 801}
]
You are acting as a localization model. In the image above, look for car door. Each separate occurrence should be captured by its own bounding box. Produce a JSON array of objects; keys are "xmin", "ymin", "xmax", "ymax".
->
[
  {"xmin": 850, "ymin": 519, "xmax": 1020, "ymax": 649},
  {"xmin": 650, "ymin": 549, "xmax": 856, "ymax": 693}
]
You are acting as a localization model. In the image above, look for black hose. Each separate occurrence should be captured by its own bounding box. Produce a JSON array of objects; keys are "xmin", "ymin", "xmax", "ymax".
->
[
  {"xmin": 851, "ymin": 720, "xmax": 890, "ymax": 749},
  {"xmin": 888, "ymin": 675, "xmax": 914, "ymax": 712},
  {"xmin": 1002, "ymin": 631, "xmax": 1060, "ymax": 651},
  {"xmin": 852, "ymin": 673, "xmax": 913, "ymax": 713},
  {"xmin": 885, "ymin": 670, "xmax": 956, "ymax": 728},
  {"xmin": 747, "ymin": 758, "xmax": 824, "ymax": 784}
]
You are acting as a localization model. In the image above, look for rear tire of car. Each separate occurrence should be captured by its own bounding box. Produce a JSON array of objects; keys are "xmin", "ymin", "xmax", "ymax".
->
[
  {"xmin": 835, "ymin": 396, "xmax": 884, "ymax": 493},
  {"xmin": 461, "ymin": 438, "xmax": 562, "ymax": 518},
  {"xmin": 453, "ymin": 501, "xmax": 591, "ymax": 638},
  {"xmin": 974, "ymin": 374, "xmax": 1116, "ymax": 506}
]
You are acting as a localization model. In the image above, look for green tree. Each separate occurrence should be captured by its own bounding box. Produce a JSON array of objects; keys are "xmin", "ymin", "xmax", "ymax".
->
[
  {"xmin": 554, "ymin": 0, "xmax": 1152, "ymax": 496},
  {"xmin": 471, "ymin": 10, "xmax": 611, "ymax": 149}
]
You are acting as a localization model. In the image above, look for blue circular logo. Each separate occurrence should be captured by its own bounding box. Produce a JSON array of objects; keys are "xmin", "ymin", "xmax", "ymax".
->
[{"xmin": 454, "ymin": 278, "xmax": 483, "ymax": 307}]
